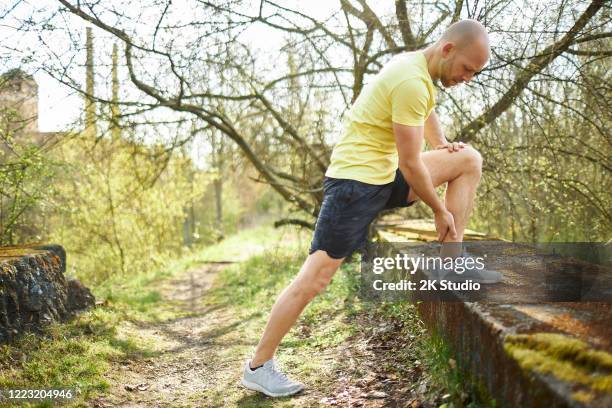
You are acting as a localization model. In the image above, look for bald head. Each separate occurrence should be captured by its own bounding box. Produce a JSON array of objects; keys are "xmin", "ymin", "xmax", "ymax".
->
[
  {"xmin": 429, "ymin": 19, "xmax": 490, "ymax": 88},
  {"xmin": 441, "ymin": 19, "xmax": 490, "ymax": 50}
]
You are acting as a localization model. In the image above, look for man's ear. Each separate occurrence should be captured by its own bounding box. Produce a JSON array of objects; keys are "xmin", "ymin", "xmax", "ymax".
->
[{"xmin": 441, "ymin": 42, "xmax": 455, "ymax": 58}]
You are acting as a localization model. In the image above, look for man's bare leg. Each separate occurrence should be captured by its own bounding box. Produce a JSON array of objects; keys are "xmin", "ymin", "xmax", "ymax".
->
[
  {"xmin": 250, "ymin": 250, "xmax": 344, "ymax": 367},
  {"xmin": 407, "ymin": 145, "xmax": 483, "ymax": 256}
]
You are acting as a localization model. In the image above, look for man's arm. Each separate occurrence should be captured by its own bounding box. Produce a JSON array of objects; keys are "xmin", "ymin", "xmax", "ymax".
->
[
  {"xmin": 393, "ymin": 122, "xmax": 457, "ymax": 241},
  {"xmin": 425, "ymin": 110, "xmax": 465, "ymax": 153},
  {"xmin": 424, "ymin": 110, "xmax": 446, "ymax": 148}
]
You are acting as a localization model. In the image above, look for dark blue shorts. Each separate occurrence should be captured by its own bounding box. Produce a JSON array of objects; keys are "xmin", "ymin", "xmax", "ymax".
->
[{"xmin": 308, "ymin": 168, "xmax": 416, "ymax": 259}]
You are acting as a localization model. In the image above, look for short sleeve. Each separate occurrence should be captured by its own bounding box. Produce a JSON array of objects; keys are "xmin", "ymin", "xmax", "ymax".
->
[{"xmin": 390, "ymin": 79, "xmax": 429, "ymax": 127}]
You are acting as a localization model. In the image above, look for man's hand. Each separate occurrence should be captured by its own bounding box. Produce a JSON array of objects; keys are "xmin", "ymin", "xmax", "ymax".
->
[
  {"xmin": 435, "ymin": 141, "xmax": 467, "ymax": 153},
  {"xmin": 434, "ymin": 207, "xmax": 457, "ymax": 241}
]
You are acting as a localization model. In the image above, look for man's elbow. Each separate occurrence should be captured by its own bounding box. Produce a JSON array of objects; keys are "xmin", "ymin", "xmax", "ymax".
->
[{"xmin": 398, "ymin": 158, "xmax": 421, "ymax": 174}]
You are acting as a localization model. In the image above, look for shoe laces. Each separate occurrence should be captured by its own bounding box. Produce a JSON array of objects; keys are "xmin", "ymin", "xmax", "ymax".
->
[{"xmin": 263, "ymin": 360, "xmax": 290, "ymax": 384}]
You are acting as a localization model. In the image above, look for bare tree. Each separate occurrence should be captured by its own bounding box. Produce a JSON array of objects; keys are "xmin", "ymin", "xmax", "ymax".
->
[{"xmin": 1, "ymin": 0, "xmax": 608, "ymax": 239}]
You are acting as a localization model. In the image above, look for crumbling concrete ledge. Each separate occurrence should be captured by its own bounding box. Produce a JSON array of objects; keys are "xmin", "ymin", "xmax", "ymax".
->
[
  {"xmin": 376, "ymin": 219, "xmax": 612, "ymax": 408},
  {"xmin": 0, "ymin": 244, "xmax": 95, "ymax": 344},
  {"xmin": 419, "ymin": 301, "xmax": 612, "ymax": 408}
]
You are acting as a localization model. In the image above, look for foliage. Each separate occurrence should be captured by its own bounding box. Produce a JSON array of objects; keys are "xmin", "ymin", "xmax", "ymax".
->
[
  {"xmin": 44, "ymin": 133, "xmax": 212, "ymax": 283},
  {"xmin": 0, "ymin": 116, "xmax": 55, "ymax": 245},
  {"xmin": 0, "ymin": 0, "xmax": 609, "ymax": 250}
]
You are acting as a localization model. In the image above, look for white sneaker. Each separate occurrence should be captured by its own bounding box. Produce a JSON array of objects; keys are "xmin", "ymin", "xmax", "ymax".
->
[
  {"xmin": 447, "ymin": 251, "xmax": 502, "ymax": 284},
  {"xmin": 241, "ymin": 359, "xmax": 304, "ymax": 397},
  {"xmin": 446, "ymin": 267, "xmax": 502, "ymax": 284},
  {"xmin": 422, "ymin": 251, "xmax": 502, "ymax": 284}
]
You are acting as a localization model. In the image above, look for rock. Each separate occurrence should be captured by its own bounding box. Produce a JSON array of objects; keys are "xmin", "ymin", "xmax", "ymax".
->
[
  {"xmin": 319, "ymin": 397, "xmax": 337, "ymax": 405},
  {"xmin": 367, "ymin": 391, "xmax": 387, "ymax": 399},
  {"xmin": 66, "ymin": 278, "xmax": 95, "ymax": 311},
  {"xmin": 416, "ymin": 382, "xmax": 427, "ymax": 394},
  {"xmin": 0, "ymin": 244, "xmax": 94, "ymax": 344},
  {"xmin": 124, "ymin": 383, "xmax": 149, "ymax": 392}
]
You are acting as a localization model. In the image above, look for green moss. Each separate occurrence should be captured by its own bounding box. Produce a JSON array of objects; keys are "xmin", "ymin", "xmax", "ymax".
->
[
  {"xmin": 504, "ymin": 333, "xmax": 612, "ymax": 396},
  {"xmin": 0, "ymin": 247, "xmax": 45, "ymax": 258},
  {"xmin": 572, "ymin": 390, "xmax": 594, "ymax": 403}
]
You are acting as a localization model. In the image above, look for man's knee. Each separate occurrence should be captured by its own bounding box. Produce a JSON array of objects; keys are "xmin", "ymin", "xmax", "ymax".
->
[
  {"xmin": 294, "ymin": 262, "xmax": 338, "ymax": 300},
  {"xmin": 462, "ymin": 146, "xmax": 483, "ymax": 176}
]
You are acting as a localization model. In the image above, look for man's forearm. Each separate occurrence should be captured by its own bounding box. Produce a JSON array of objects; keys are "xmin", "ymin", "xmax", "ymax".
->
[
  {"xmin": 399, "ymin": 159, "xmax": 445, "ymax": 213},
  {"xmin": 424, "ymin": 111, "xmax": 447, "ymax": 148},
  {"xmin": 424, "ymin": 129, "xmax": 445, "ymax": 148}
]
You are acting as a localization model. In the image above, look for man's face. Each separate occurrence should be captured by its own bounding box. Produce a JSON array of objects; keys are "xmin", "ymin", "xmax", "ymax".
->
[{"xmin": 439, "ymin": 40, "xmax": 489, "ymax": 88}]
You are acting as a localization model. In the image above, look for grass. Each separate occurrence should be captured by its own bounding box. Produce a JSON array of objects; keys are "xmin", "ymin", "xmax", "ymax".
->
[
  {"xmin": 0, "ymin": 224, "xmax": 297, "ymax": 407},
  {"xmin": 198, "ymin": 242, "xmax": 363, "ymax": 406},
  {"xmin": 374, "ymin": 300, "xmax": 497, "ymax": 408},
  {"xmin": 422, "ymin": 332, "xmax": 496, "ymax": 408},
  {"xmin": 0, "ymin": 223, "xmax": 488, "ymax": 407}
]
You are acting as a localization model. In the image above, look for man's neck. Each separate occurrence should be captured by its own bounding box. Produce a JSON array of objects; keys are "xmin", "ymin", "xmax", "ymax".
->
[{"xmin": 422, "ymin": 44, "xmax": 440, "ymax": 81}]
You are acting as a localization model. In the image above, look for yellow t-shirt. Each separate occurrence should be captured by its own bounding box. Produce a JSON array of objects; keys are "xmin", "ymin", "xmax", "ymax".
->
[{"xmin": 326, "ymin": 51, "xmax": 436, "ymax": 185}]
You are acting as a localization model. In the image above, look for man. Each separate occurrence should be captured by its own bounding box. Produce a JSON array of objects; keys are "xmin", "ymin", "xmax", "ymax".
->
[{"xmin": 242, "ymin": 19, "xmax": 498, "ymax": 397}]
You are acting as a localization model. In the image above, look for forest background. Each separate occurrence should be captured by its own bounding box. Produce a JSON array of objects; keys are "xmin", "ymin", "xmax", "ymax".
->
[{"xmin": 0, "ymin": 0, "xmax": 609, "ymax": 285}]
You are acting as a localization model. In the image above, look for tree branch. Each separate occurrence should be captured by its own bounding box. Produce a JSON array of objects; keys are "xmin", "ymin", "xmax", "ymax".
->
[
  {"xmin": 341, "ymin": 0, "xmax": 397, "ymax": 49},
  {"xmin": 273, "ymin": 218, "xmax": 315, "ymax": 230},
  {"xmin": 395, "ymin": 0, "xmax": 417, "ymax": 48},
  {"xmin": 56, "ymin": 0, "xmax": 316, "ymax": 215},
  {"xmin": 458, "ymin": 0, "xmax": 605, "ymax": 142}
]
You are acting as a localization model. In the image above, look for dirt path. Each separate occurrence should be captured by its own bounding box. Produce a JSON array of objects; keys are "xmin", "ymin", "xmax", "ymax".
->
[
  {"xmin": 88, "ymin": 263, "xmax": 230, "ymax": 407},
  {"xmin": 87, "ymin": 260, "xmax": 439, "ymax": 408}
]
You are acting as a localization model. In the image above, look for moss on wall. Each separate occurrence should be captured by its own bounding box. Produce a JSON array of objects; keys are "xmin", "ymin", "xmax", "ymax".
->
[{"xmin": 504, "ymin": 332, "xmax": 612, "ymax": 403}]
